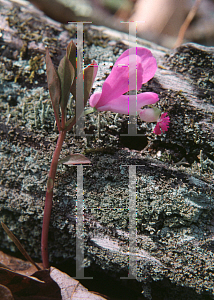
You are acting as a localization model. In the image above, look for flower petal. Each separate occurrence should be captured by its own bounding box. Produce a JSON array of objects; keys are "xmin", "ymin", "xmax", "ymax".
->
[
  {"xmin": 96, "ymin": 56, "xmax": 143, "ymax": 108},
  {"xmin": 94, "ymin": 92, "xmax": 159, "ymax": 114},
  {"xmin": 153, "ymin": 123, "xmax": 162, "ymax": 135},
  {"xmin": 137, "ymin": 48, "xmax": 157, "ymax": 83},
  {"xmin": 89, "ymin": 47, "xmax": 158, "ymax": 112},
  {"xmin": 153, "ymin": 113, "xmax": 170, "ymax": 135},
  {"xmin": 89, "ymin": 92, "xmax": 102, "ymax": 108},
  {"xmin": 115, "ymin": 47, "xmax": 157, "ymax": 84}
]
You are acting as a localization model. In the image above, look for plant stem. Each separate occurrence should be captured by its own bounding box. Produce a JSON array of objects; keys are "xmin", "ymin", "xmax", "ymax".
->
[
  {"xmin": 41, "ymin": 130, "xmax": 66, "ymax": 269},
  {"xmin": 61, "ymin": 108, "xmax": 66, "ymax": 129}
]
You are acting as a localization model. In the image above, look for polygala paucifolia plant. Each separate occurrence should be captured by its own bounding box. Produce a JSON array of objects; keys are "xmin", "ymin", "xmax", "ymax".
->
[
  {"xmin": 42, "ymin": 41, "xmax": 98, "ymax": 268},
  {"xmin": 42, "ymin": 41, "xmax": 170, "ymax": 269}
]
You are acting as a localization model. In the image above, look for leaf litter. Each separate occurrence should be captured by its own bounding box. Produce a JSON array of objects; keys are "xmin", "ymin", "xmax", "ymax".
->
[{"xmin": 0, "ymin": 222, "xmax": 107, "ymax": 300}]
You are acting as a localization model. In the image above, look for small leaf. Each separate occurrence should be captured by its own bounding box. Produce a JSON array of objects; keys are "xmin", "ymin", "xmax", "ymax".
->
[
  {"xmin": 82, "ymin": 60, "xmax": 98, "ymax": 107},
  {"xmin": 70, "ymin": 61, "xmax": 98, "ymax": 118},
  {"xmin": 58, "ymin": 56, "xmax": 75, "ymax": 112},
  {"xmin": 46, "ymin": 48, "xmax": 61, "ymax": 130},
  {"xmin": 50, "ymin": 267, "xmax": 107, "ymax": 300},
  {"xmin": 66, "ymin": 40, "xmax": 78, "ymax": 77},
  {"xmin": 58, "ymin": 154, "xmax": 91, "ymax": 165}
]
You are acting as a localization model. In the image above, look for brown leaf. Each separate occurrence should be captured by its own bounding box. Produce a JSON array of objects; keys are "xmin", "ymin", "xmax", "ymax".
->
[
  {"xmin": 66, "ymin": 41, "xmax": 78, "ymax": 77},
  {"xmin": 57, "ymin": 56, "xmax": 75, "ymax": 112},
  {"xmin": 0, "ymin": 252, "xmax": 107, "ymax": 299},
  {"xmin": 0, "ymin": 251, "xmax": 42, "ymax": 276},
  {"xmin": 0, "ymin": 267, "xmax": 44, "ymax": 293},
  {"xmin": 58, "ymin": 154, "xmax": 91, "ymax": 165},
  {"xmin": 82, "ymin": 60, "xmax": 98, "ymax": 107},
  {"xmin": 46, "ymin": 48, "xmax": 61, "ymax": 130},
  {"xmin": 0, "ymin": 268, "xmax": 61, "ymax": 300},
  {"xmin": 50, "ymin": 267, "xmax": 107, "ymax": 300},
  {"xmin": 70, "ymin": 61, "xmax": 98, "ymax": 110},
  {"xmin": 0, "ymin": 284, "xmax": 14, "ymax": 300},
  {"xmin": 65, "ymin": 61, "xmax": 98, "ymax": 132}
]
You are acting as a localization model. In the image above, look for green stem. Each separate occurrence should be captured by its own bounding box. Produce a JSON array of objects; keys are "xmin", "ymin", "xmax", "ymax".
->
[
  {"xmin": 41, "ymin": 130, "xmax": 66, "ymax": 269},
  {"xmin": 61, "ymin": 108, "xmax": 66, "ymax": 129},
  {"xmin": 65, "ymin": 115, "xmax": 76, "ymax": 132},
  {"xmin": 84, "ymin": 107, "xmax": 96, "ymax": 115}
]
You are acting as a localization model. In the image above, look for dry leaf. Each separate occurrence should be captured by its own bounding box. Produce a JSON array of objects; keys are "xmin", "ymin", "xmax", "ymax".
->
[
  {"xmin": 0, "ymin": 253, "xmax": 107, "ymax": 299},
  {"xmin": 0, "ymin": 268, "xmax": 61, "ymax": 300},
  {"xmin": 0, "ymin": 284, "xmax": 14, "ymax": 300},
  {"xmin": 0, "ymin": 251, "xmax": 42, "ymax": 276},
  {"xmin": 50, "ymin": 267, "xmax": 107, "ymax": 300}
]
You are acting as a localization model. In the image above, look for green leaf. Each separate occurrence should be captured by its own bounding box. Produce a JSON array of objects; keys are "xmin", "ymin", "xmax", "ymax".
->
[
  {"xmin": 70, "ymin": 61, "xmax": 98, "ymax": 114},
  {"xmin": 84, "ymin": 107, "xmax": 96, "ymax": 115},
  {"xmin": 46, "ymin": 48, "xmax": 61, "ymax": 130},
  {"xmin": 57, "ymin": 56, "xmax": 75, "ymax": 112},
  {"xmin": 64, "ymin": 115, "xmax": 76, "ymax": 132},
  {"xmin": 58, "ymin": 154, "xmax": 91, "ymax": 165},
  {"xmin": 64, "ymin": 61, "xmax": 98, "ymax": 132}
]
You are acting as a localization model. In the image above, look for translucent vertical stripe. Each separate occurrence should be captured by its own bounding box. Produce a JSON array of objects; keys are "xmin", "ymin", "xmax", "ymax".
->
[{"xmin": 121, "ymin": 165, "xmax": 137, "ymax": 279}]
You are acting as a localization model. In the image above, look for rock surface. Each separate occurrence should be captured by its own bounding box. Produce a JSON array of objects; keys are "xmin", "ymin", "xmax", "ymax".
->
[{"xmin": 0, "ymin": 0, "xmax": 214, "ymax": 299}]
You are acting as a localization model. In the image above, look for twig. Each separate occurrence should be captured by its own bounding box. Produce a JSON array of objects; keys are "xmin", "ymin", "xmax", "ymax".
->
[
  {"xmin": 1, "ymin": 222, "xmax": 41, "ymax": 271},
  {"xmin": 173, "ymin": 0, "xmax": 202, "ymax": 48}
]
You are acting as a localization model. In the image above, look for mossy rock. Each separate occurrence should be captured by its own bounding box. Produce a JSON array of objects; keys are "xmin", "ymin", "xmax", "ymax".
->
[{"xmin": 0, "ymin": 1, "xmax": 214, "ymax": 299}]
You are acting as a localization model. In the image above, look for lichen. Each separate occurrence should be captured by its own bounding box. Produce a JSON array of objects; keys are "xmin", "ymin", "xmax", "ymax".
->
[{"xmin": 0, "ymin": 2, "xmax": 214, "ymax": 298}]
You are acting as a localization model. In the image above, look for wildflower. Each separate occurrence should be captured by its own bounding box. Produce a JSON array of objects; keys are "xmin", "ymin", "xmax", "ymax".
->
[
  {"xmin": 89, "ymin": 47, "xmax": 159, "ymax": 117},
  {"xmin": 89, "ymin": 47, "xmax": 170, "ymax": 134},
  {"xmin": 153, "ymin": 112, "xmax": 170, "ymax": 135}
]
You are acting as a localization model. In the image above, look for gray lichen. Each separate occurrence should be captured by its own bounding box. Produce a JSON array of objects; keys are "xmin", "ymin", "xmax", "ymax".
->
[{"xmin": 0, "ymin": 1, "xmax": 214, "ymax": 299}]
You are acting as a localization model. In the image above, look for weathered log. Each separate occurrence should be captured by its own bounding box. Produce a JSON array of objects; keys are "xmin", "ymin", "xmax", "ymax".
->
[{"xmin": 0, "ymin": 0, "xmax": 214, "ymax": 299}]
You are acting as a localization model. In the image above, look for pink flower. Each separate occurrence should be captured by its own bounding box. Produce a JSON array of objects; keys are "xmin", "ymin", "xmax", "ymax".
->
[
  {"xmin": 89, "ymin": 47, "xmax": 170, "ymax": 135},
  {"xmin": 153, "ymin": 113, "xmax": 170, "ymax": 135},
  {"xmin": 89, "ymin": 47, "xmax": 159, "ymax": 118}
]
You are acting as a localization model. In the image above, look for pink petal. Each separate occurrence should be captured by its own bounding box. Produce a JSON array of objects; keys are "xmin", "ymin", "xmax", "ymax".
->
[
  {"xmin": 154, "ymin": 123, "xmax": 162, "ymax": 135},
  {"xmin": 89, "ymin": 47, "xmax": 158, "ymax": 112},
  {"xmin": 160, "ymin": 114, "xmax": 170, "ymax": 132},
  {"xmin": 91, "ymin": 60, "xmax": 98, "ymax": 82},
  {"xmin": 154, "ymin": 113, "xmax": 170, "ymax": 135},
  {"xmin": 96, "ymin": 55, "xmax": 143, "ymax": 108},
  {"xmin": 93, "ymin": 92, "xmax": 159, "ymax": 114},
  {"xmin": 115, "ymin": 47, "xmax": 157, "ymax": 84},
  {"xmin": 89, "ymin": 92, "xmax": 102, "ymax": 108}
]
